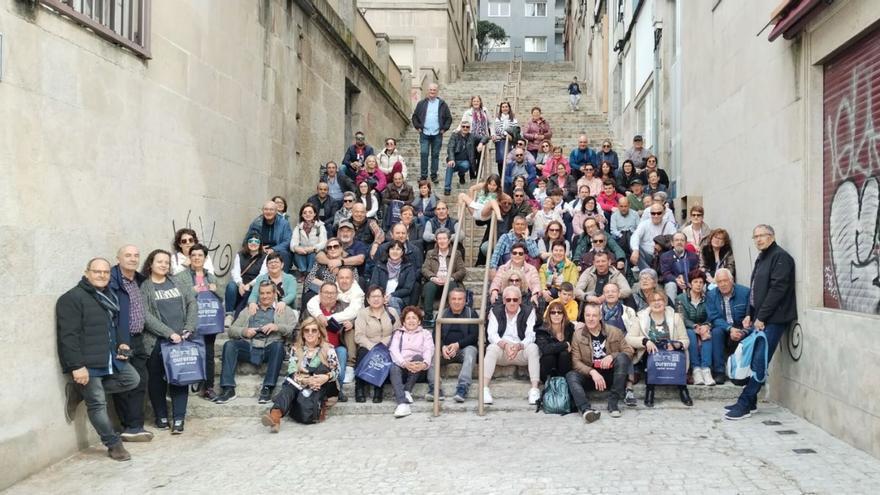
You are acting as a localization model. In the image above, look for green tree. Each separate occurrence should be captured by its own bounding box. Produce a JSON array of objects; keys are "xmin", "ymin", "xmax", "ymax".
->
[{"xmin": 477, "ymin": 20, "xmax": 507, "ymax": 60}]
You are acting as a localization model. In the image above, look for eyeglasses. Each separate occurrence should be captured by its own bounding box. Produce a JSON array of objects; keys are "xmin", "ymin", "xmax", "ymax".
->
[
  {"xmin": 180, "ymin": 238, "xmax": 195, "ymax": 244},
  {"xmin": 650, "ymin": 211, "xmax": 664, "ymax": 216},
  {"xmin": 326, "ymin": 245, "xmax": 341, "ymax": 250},
  {"xmin": 511, "ymin": 251, "xmax": 525, "ymax": 256},
  {"xmin": 591, "ymin": 239, "xmax": 605, "ymax": 244},
  {"xmin": 548, "ymin": 228, "xmax": 561, "ymax": 232},
  {"xmin": 504, "ymin": 298, "xmax": 521, "ymax": 303},
  {"xmin": 88, "ymin": 269, "xmax": 111, "ymax": 275},
  {"xmin": 302, "ymin": 327, "xmax": 319, "ymax": 334},
  {"xmin": 691, "ymin": 213, "xmax": 703, "ymax": 217},
  {"xmin": 549, "ymin": 310, "xmax": 564, "ymax": 315}
]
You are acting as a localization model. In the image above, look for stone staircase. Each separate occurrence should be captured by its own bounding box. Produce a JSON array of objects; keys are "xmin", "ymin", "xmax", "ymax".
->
[{"xmin": 183, "ymin": 61, "xmax": 739, "ymax": 420}]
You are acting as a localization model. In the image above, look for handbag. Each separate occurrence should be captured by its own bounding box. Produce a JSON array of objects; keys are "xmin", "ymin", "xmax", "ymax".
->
[
  {"xmin": 646, "ymin": 348, "xmax": 687, "ymax": 386},
  {"xmin": 196, "ymin": 291, "xmax": 225, "ymax": 335},
  {"xmin": 726, "ymin": 330, "xmax": 768, "ymax": 386},
  {"xmin": 160, "ymin": 338, "xmax": 207, "ymax": 386},
  {"xmin": 354, "ymin": 343, "xmax": 393, "ymax": 387},
  {"xmin": 291, "ymin": 362, "xmax": 330, "ymax": 424},
  {"xmin": 535, "ymin": 376, "xmax": 571, "ymax": 415}
]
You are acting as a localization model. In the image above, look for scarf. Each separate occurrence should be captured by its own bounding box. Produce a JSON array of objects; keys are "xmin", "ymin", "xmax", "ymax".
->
[
  {"xmin": 601, "ymin": 302, "xmax": 623, "ymax": 327},
  {"xmin": 472, "ymin": 109, "xmax": 488, "ymax": 136},
  {"xmin": 301, "ymin": 219, "xmax": 315, "ymax": 237},
  {"xmin": 387, "ymin": 257, "xmax": 403, "ymax": 280},
  {"xmin": 94, "ymin": 287, "xmax": 121, "ymax": 323}
]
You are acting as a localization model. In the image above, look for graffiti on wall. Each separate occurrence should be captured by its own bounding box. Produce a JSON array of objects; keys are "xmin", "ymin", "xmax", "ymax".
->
[
  {"xmin": 172, "ymin": 210, "xmax": 234, "ymax": 277},
  {"xmin": 823, "ymin": 31, "xmax": 880, "ymax": 315}
]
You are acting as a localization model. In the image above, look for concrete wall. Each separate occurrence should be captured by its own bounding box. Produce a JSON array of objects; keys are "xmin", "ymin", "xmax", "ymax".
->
[
  {"xmin": 0, "ymin": 0, "xmax": 407, "ymax": 488},
  {"xmin": 481, "ymin": 0, "xmax": 562, "ymax": 62},
  {"xmin": 360, "ymin": 0, "xmax": 478, "ymax": 89},
  {"xmin": 677, "ymin": 0, "xmax": 880, "ymax": 457}
]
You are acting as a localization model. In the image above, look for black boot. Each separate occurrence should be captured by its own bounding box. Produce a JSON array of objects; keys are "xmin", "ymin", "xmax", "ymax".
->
[
  {"xmin": 372, "ymin": 384, "xmax": 384, "ymax": 403},
  {"xmin": 337, "ymin": 381, "xmax": 348, "ymax": 402},
  {"xmin": 644, "ymin": 385, "xmax": 655, "ymax": 408},
  {"xmin": 355, "ymin": 380, "xmax": 366, "ymax": 403},
  {"xmin": 679, "ymin": 385, "xmax": 693, "ymax": 407}
]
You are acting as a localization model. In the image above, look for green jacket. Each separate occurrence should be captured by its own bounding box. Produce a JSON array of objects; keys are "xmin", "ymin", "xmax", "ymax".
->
[
  {"xmin": 228, "ymin": 304, "xmax": 297, "ymax": 348},
  {"xmin": 140, "ymin": 277, "xmax": 198, "ymax": 351},
  {"xmin": 675, "ymin": 292, "xmax": 709, "ymax": 330},
  {"xmin": 173, "ymin": 269, "xmax": 224, "ymax": 302}
]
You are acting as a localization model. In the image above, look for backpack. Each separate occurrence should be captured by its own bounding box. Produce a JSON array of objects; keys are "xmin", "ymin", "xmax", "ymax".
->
[
  {"xmin": 535, "ymin": 376, "xmax": 571, "ymax": 415},
  {"xmin": 726, "ymin": 331, "xmax": 768, "ymax": 386}
]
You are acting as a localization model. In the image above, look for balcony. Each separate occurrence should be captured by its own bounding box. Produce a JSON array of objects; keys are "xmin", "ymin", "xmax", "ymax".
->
[{"xmin": 555, "ymin": 15, "xmax": 565, "ymax": 33}]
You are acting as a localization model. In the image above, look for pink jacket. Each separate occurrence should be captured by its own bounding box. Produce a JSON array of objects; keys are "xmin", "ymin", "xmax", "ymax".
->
[
  {"xmin": 596, "ymin": 191, "xmax": 622, "ymax": 212},
  {"xmin": 356, "ymin": 169, "xmax": 388, "ymax": 192},
  {"xmin": 490, "ymin": 261, "xmax": 542, "ymax": 296},
  {"xmin": 389, "ymin": 327, "xmax": 435, "ymax": 367},
  {"xmin": 523, "ymin": 118, "xmax": 552, "ymax": 152},
  {"xmin": 542, "ymin": 156, "xmax": 571, "ymax": 178}
]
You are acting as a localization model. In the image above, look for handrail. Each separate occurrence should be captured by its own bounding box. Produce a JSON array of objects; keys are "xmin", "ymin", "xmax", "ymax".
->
[{"xmin": 431, "ymin": 47, "xmax": 524, "ymax": 416}]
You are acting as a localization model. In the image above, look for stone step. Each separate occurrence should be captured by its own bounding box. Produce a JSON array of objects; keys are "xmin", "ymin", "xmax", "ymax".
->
[{"xmin": 185, "ymin": 381, "xmax": 742, "ymax": 418}]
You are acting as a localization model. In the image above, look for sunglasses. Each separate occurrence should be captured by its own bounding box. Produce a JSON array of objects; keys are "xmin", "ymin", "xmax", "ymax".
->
[
  {"xmin": 691, "ymin": 213, "xmax": 703, "ymax": 217},
  {"xmin": 515, "ymin": 154, "xmax": 524, "ymax": 157},
  {"xmin": 549, "ymin": 310, "xmax": 564, "ymax": 315},
  {"xmin": 461, "ymin": 125, "xmax": 471, "ymax": 128},
  {"xmin": 247, "ymin": 239, "xmax": 260, "ymax": 244},
  {"xmin": 180, "ymin": 238, "xmax": 195, "ymax": 244},
  {"xmin": 514, "ymin": 194, "xmax": 524, "ymax": 198},
  {"xmin": 650, "ymin": 212, "xmax": 664, "ymax": 216},
  {"xmin": 302, "ymin": 327, "xmax": 320, "ymax": 334},
  {"xmin": 548, "ymin": 228, "xmax": 561, "ymax": 232},
  {"xmin": 343, "ymin": 199, "xmax": 353, "ymax": 203},
  {"xmin": 508, "ymin": 278, "xmax": 521, "ymax": 283},
  {"xmin": 511, "ymin": 251, "xmax": 525, "ymax": 256},
  {"xmin": 602, "ymin": 144, "xmax": 611, "ymax": 148},
  {"xmin": 591, "ymin": 239, "xmax": 605, "ymax": 244},
  {"xmin": 326, "ymin": 245, "xmax": 341, "ymax": 250},
  {"xmin": 504, "ymin": 298, "xmax": 521, "ymax": 303}
]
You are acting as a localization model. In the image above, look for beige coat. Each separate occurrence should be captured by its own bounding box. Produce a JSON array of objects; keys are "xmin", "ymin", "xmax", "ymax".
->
[{"xmin": 627, "ymin": 307, "xmax": 689, "ymax": 367}]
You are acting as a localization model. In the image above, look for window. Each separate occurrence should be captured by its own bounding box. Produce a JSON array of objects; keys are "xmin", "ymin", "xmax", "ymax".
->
[
  {"xmin": 487, "ymin": 0, "xmax": 511, "ymax": 17},
  {"xmin": 524, "ymin": 36, "xmax": 547, "ymax": 53},
  {"xmin": 525, "ymin": 2, "xmax": 548, "ymax": 17},
  {"xmin": 40, "ymin": 0, "xmax": 151, "ymax": 58},
  {"xmin": 490, "ymin": 37, "xmax": 511, "ymax": 52}
]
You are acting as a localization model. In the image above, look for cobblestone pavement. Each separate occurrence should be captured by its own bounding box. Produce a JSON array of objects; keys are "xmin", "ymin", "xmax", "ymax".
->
[{"xmin": 7, "ymin": 401, "xmax": 880, "ymax": 495}]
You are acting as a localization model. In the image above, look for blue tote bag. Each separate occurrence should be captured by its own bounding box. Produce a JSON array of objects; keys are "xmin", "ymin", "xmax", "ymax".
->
[
  {"xmin": 161, "ymin": 339, "xmax": 207, "ymax": 386},
  {"xmin": 196, "ymin": 291, "xmax": 225, "ymax": 335},
  {"xmin": 646, "ymin": 349, "xmax": 687, "ymax": 386},
  {"xmin": 354, "ymin": 343, "xmax": 393, "ymax": 387}
]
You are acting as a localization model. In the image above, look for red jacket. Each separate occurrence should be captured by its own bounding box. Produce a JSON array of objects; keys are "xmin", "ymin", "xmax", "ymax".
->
[{"xmin": 597, "ymin": 191, "xmax": 622, "ymax": 213}]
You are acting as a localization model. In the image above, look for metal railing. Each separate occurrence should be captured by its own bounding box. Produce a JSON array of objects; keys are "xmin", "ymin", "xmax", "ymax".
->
[
  {"xmin": 431, "ymin": 48, "xmax": 523, "ymax": 416},
  {"xmin": 40, "ymin": 0, "xmax": 151, "ymax": 58}
]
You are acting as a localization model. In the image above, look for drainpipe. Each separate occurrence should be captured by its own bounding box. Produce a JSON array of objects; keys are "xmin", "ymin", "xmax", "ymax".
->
[{"xmin": 652, "ymin": 19, "xmax": 662, "ymax": 162}]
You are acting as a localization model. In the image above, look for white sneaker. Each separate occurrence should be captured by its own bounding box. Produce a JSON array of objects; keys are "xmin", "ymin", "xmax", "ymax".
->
[
  {"xmin": 404, "ymin": 391, "xmax": 413, "ymax": 404},
  {"xmin": 393, "ymin": 403, "xmax": 411, "ymax": 418},
  {"xmin": 482, "ymin": 387, "xmax": 494, "ymax": 405},
  {"xmin": 692, "ymin": 368, "xmax": 705, "ymax": 386},
  {"xmin": 343, "ymin": 366, "xmax": 355, "ymax": 384},
  {"xmin": 702, "ymin": 368, "xmax": 716, "ymax": 386},
  {"xmin": 528, "ymin": 387, "xmax": 541, "ymax": 405}
]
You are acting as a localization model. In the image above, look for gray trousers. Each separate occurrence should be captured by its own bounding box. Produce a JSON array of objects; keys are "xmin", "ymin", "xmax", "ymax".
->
[
  {"xmin": 79, "ymin": 364, "xmax": 140, "ymax": 447},
  {"xmin": 427, "ymin": 345, "xmax": 478, "ymax": 390}
]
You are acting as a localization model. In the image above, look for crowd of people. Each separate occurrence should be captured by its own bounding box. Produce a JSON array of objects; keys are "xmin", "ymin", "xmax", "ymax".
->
[{"xmin": 55, "ymin": 82, "xmax": 797, "ymax": 461}]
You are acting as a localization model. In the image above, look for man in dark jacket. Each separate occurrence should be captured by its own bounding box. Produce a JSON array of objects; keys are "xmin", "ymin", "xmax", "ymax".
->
[
  {"xmin": 108, "ymin": 245, "xmax": 154, "ymax": 442},
  {"xmin": 341, "ymin": 131, "xmax": 375, "ymax": 176},
  {"xmin": 307, "ymin": 182, "xmax": 341, "ymax": 225},
  {"xmin": 245, "ymin": 201, "xmax": 293, "ymax": 271},
  {"xmin": 659, "ymin": 232, "xmax": 701, "ymax": 301},
  {"xmin": 426, "ymin": 288, "xmax": 479, "ymax": 402},
  {"xmin": 443, "ymin": 119, "xmax": 489, "ymax": 195},
  {"xmin": 705, "ymin": 268, "xmax": 750, "ymax": 384},
  {"xmin": 725, "ymin": 225, "xmax": 797, "ymax": 420},
  {"xmin": 56, "ymin": 258, "xmax": 140, "ymax": 461},
  {"xmin": 411, "ymin": 83, "xmax": 453, "ymax": 183}
]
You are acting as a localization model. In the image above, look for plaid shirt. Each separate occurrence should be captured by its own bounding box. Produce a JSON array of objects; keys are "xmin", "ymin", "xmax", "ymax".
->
[{"xmin": 121, "ymin": 276, "xmax": 145, "ymax": 335}]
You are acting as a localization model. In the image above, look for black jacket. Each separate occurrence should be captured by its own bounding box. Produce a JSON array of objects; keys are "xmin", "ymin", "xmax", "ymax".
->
[
  {"xmin": 440, "ymin": 306, "xmax": 479, "ymax": 348},
  {"xmin": 749, "ymin": 241, "xmax": 797, "ymax": 324},
  {"xmin": 370, "ymin": 261, "xmax": 418, "ymax": 300},
  {"xmin": 56, "ymin": 278, "xmax": 127, "ymax": 373},
  {"xmin": 639, "ymin": 167, "xmax": 670, "ymax": 189},
  {"xmin": 307, "ymin": 194, "xmax": 342, "ymax": 224},
  {"xmin": 446, "ymin": 131, "xmax": 489, "ymax": 164},
  {"xmin": 411, "ymin": 98, "xmax": 452, "ymax": 133},
  {"xmin": 375, "ymin": 240, "xmax": 424, "ymax": 272},
  {"xmin": 490, "ymin": 304, "xmax": 533, "ymax": 341},
  {"xmin": 535, "ymin": 322, "xmax": 575, "ymax": 356}
]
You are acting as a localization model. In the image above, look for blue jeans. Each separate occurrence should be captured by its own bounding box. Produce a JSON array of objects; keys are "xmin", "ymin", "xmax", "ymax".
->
[
  {"xmin": 225, "ymin": 281, "xmax": 239, "ymax": 313},
  {"xmin": 445, "ymin": 160, "xmax": 470, "ymax": 190},
  {"xmin": 419, "ymin": 133, "xmax": 443, "ymax": 179},
  {"xmin": 219, "ymin": 339, "xmax": 285, "ymax": 388},
  {"xmin": 293, "ymin": 252, "xmax": 317, "ymax": 274},
  {"xmin": 687, "ymin": 328, "xmax": 713, "ymax": 368},
  {"xmin": 736, "ymin": 323, "xmax": 786, "ymax": 409},
  {"xmin": 427, "ymin": 345, "xmax": 478, "ymax": 390},
  {"xmin": 711, "ymin": 326, "xmax": 730, "ymax": 374},
  {"xmin": 80, "ymin": 364, "xmax": 140, "ymax": 446}
]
